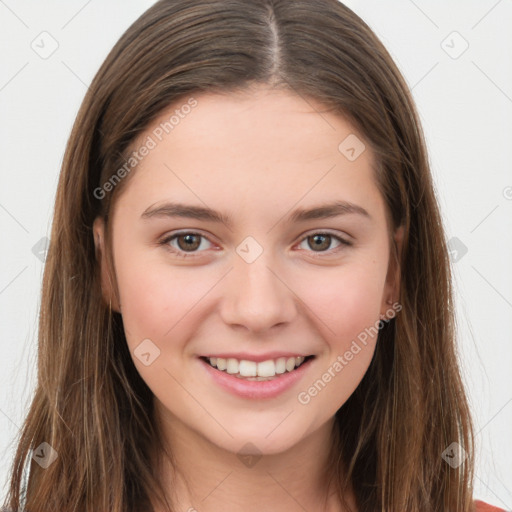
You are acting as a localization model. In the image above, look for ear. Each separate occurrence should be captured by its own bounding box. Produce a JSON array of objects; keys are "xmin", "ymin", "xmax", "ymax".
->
[
  {"xmin": 93, "ymin": 216, "xmax": 121, "ymax": 313},
  {"xmin": 380, "ymin": 224, "xmax": 404, "ymax": 320}
]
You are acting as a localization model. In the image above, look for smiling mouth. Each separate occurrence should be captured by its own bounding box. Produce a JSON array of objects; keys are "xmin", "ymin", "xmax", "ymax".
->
[{"xmin": 200, "ymin": 355, "xmax": 315, "ymax": 381}]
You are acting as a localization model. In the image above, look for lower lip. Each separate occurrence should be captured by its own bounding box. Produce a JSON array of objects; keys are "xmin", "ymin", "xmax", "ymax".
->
[{"xmin": 199, "ymin": 357, "xmax": 314, "ymax": 400}]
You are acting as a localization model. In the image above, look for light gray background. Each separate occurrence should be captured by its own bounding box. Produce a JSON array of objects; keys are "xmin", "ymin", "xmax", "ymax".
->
[{"xmin": 0, "ymin": 0, "xmax": 511, "ymax": 508}]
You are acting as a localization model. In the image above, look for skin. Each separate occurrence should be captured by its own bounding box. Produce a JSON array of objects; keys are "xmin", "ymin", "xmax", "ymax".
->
[{"xmin": 94, "ymin": 84, "xmax": 403, "ymax": 512}]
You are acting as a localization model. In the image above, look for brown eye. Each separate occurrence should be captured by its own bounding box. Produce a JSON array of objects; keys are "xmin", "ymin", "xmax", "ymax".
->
[
  {"xmin": 297, "ymin": 232, "xmax": 351, "ymax": 255},
  {"xmin": 176, "ymin": 233, "xmax": 201, "ymax": 251},
  {"xmin": 307, "ymin": 234, "xmax": 332, "ymax": 251},
  {"xmin": 160, "ymin": 231, "xmax": 213, "ymax": 257}
]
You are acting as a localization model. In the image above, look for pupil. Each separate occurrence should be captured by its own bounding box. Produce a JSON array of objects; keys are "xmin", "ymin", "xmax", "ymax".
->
[
  {"xmin": 177, "ymin": 234, "xmax": 331, "ymax": 252},
  {"xmin": 310, "ymin": 234, "xmax": 330, "ymax": 251},
  {"xmin": 179, "ymin": 234, "xmax": 200, "ymax": 251}
]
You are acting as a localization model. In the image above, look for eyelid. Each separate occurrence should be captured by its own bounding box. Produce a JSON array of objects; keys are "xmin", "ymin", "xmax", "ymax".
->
[
  {"xmin": 159, "ymin": 230, "xmax": 217, "ymax": 257},
  {"xmin": 295, "ymin": 230, "xmax": 352, "ymax": 256},
  {"xmin": 159, "ymin": 229, "xmax": 352, "ymax": 258},
  {"xmin": 298, "ymin": 228, "xmax": 353, "ymax": 243}
]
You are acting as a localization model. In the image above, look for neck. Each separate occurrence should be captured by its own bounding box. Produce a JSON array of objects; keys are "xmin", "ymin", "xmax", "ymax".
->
[{"xmin": 150, "ymin": 405, "xmax": 356, "ymax": 512}]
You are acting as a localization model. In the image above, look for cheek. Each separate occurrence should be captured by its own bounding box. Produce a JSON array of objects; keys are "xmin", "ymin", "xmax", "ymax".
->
[
  {"xmin": 116, "ymin": 264, "xmax": 171, "ymax": 342},
  {"xmin": 113, "ymin": 255, "xmax": 204, "ymax": 395},
  {"xmin": 294, "ymin": 262, "xmax": 386, "ymax": 416},
  {"xmin": 295, "ymin": 258, "xmax": 387, "ymax": 345},
  {"xmin": 112, "ymin": 245, "xmax": 181, "ymax": 344},
  {"xmin": 114, "ymin": 251, "xmax": 220, "ymax": 348}
]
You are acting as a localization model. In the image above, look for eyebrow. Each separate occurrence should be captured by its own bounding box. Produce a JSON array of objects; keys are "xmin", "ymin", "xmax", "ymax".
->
[{"xmin": 140, "ymin": 200, "xmax": 371, "ymax": 228}]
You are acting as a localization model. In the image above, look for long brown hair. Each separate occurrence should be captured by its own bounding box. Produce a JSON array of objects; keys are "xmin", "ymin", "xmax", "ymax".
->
[{"xmin": 3, "ymin": 1, "xmax": 475, "ymax": 510}]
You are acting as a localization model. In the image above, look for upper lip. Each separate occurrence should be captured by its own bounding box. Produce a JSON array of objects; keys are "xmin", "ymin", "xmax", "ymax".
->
[{"xmin": 200, "ymin": 352, "xmax": 313, "ymax": 363}]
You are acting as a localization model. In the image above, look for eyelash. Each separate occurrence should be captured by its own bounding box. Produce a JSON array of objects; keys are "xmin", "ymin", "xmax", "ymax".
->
[{"xmin": 159, "ymin": 230, "xmax": 352, "ymax": 259}]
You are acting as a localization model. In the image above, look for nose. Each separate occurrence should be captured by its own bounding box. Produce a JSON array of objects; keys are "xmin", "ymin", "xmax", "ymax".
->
[{"xmin": 219, "ymin": 251, "xmax": 297, "ymax": 334}]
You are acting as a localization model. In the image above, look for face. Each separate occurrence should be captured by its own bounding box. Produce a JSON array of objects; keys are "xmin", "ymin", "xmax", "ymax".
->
[{"xmin": 94, "ymin": 85, "xmax": 401, "ymax": 457}]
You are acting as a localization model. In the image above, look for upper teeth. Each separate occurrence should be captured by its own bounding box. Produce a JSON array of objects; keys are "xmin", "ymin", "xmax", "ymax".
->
[{"xmin": 208, "ymin": 356, "xmax": 306, "ymax": 377}]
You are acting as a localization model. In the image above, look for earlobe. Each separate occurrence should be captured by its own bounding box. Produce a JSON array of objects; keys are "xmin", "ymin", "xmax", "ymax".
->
[
  {"xmin": 93, "ymin": 217, "xmax": 104, "ymax": 261},
  {"xmin": 380, "ymin": 225, "xmax": 404, "ymax": 319},
  {"xmin": 393, "ymin": 224, "xmax": 404, "ymax": 270},
  {"xmin": 93, "ymin": 217, "xmax": 121, "ymax": 313}
]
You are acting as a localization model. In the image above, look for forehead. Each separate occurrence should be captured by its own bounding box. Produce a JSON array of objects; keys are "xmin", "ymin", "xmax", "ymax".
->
[
  {"xmin": 142, "ymin": 86, "xmax": 369, "ymax": 163},
  {"xmin": 113, "ymin": 85, "xmax": 385, "ymax": 228}
]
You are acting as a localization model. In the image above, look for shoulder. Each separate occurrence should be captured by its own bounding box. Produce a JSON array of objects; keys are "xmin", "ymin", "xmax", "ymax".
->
[{"xmin": 474, "ymin": 499, "xmax": 508, "ymax": 512}]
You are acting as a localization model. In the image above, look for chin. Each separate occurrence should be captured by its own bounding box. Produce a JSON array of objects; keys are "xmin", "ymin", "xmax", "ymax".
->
[{"xmin": 198, "ymin": 415, "xmax": 321, "ymax": 459}]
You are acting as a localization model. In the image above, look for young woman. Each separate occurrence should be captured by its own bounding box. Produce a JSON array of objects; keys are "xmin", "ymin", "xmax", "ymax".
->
[{"xmin": 2, "ymin": 1, "xmax": 506, "ymax": 511}]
